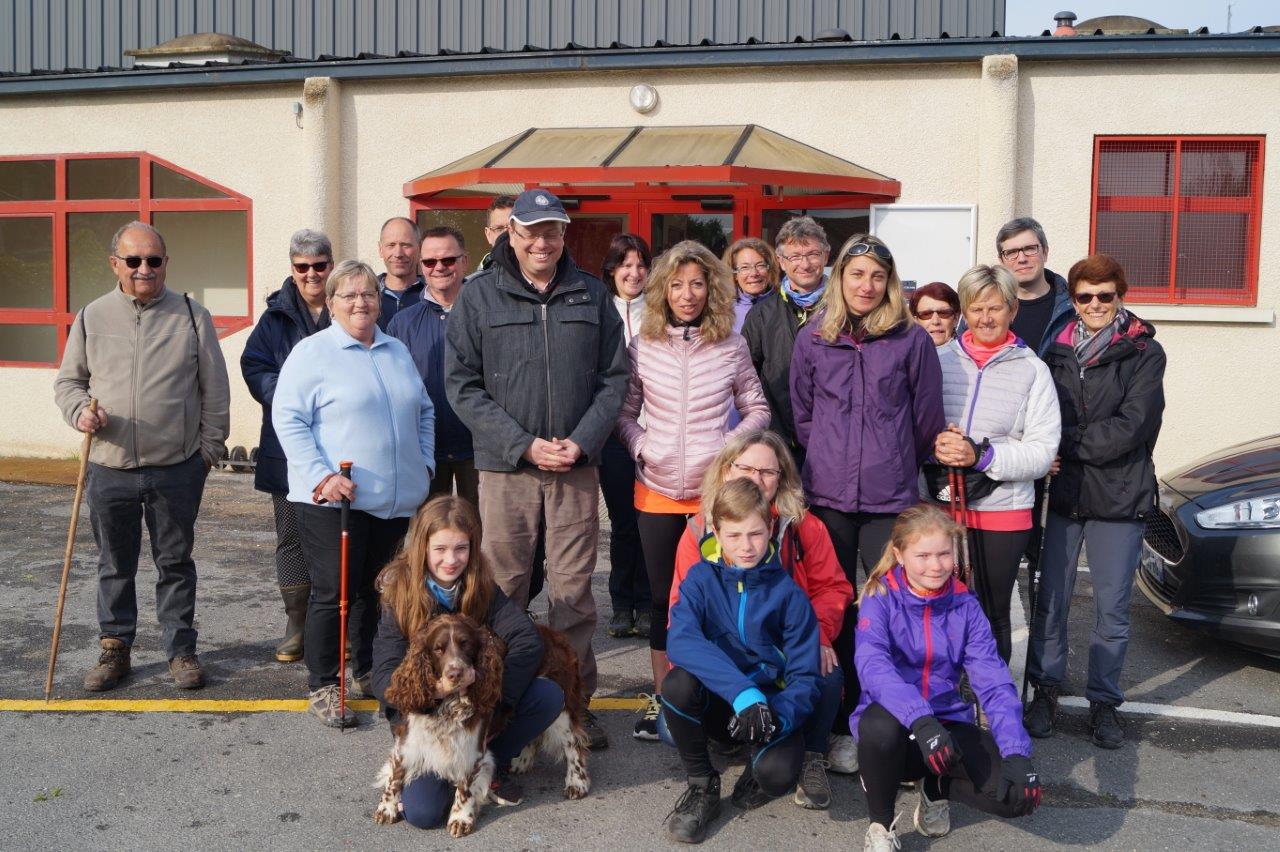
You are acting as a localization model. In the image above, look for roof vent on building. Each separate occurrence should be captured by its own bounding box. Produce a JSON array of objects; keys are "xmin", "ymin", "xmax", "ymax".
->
[
  {"xmin": 125, "ymin": 33, "xmax": 286, "ymax": 67},
  {"xmin": 1053, "ymin": 11, "xmax": 1078, "ymax": 36},
  {"xmin": 814, "ymin": 28, "xmax": 852, "ymax": 42}
]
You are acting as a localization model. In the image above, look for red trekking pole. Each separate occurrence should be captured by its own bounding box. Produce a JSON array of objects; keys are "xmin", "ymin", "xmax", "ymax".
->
[{"xmin": 338, "ymin": 460, "xmax": 353, "ymax": 730}]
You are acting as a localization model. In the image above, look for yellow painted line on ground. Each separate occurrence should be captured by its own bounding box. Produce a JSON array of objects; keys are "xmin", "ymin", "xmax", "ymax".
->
[{"xmin": 0, "ymin": 696, "xmax": 647, "ymax": 713}]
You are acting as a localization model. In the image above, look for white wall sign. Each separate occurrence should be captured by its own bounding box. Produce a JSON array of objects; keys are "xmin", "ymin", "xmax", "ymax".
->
[{"xmin": 869, "ymin": 204, "xmax": 977, "ymax": 290}]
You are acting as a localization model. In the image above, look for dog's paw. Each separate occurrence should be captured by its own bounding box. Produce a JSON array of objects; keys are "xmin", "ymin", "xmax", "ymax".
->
[
  {"xmin": 373, "ymin": 798, "xmax": 402, "ymax": 825},
  {"xmin": 510, "ymin": 747, "xmax": 535, "ymax": 775},
  {"xmin": 447, "ymin": 816, "xmax": 476, "ymax": 838},
  {"xmin": 565, "ymin": 782, "xmax": 589, "ymax": 800}
]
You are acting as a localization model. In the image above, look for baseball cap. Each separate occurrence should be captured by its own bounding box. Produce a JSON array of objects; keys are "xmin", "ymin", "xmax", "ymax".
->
[{"xmin": 509, "ymin": 189, "xmax": 571, "ymax": 226}]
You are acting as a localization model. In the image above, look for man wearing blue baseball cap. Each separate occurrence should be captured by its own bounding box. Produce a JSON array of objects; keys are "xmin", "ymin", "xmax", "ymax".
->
[{"xmin": 446, "ymin": 188, "xmax": 627, "ymax": 750}]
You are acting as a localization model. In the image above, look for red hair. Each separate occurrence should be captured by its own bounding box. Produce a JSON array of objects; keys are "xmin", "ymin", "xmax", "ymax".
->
[{"xmin": 1068, "ymin": 254, "xmax": 1128, "ymax": 299}]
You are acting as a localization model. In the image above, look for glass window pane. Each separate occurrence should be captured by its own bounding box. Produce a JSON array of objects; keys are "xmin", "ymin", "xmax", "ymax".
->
[
  {"xmin": 651, "ymin": 212, "xmax": 732, "ymax": 257},
  {"xmin": 612, "ymin": 127, "xmax": 742, "ymax": 168},
  {"xmin": 0, "ymin": 324, "xmax": 58, "ymax": 363},
  {"xmin": 152, "ymin": 211, "xmax": 248, "ymax": 315},
  {"xmin": 151, "ymin": 162, "xmax": 229, "ymax": 199},
  {"xmin": 1095, "ymin": 211, "xmax": 1172, "ymax": 296},
  {"xmin": 1180, "ymin": 143, "xmax": 1258, "ymax": 198},
  {"xmin": 0, "ymin": 160, "xmax": 55, "ymax": 201},
  {"xmin": 497, "ymin": 127, "xmax": 634, "ymax": 168},
  {"xmin": 69, "ymin": 212, "xmax": 137, "ymax": 311},
  {"xmin": 1098, "ymin": 143, "xmax": 1174, "ymax": 197},
  {"xmin": 416, "ymin": 210, "xmax": 489, "ymax": 276},
  {"xmin": 565, "ymin": 214, "xmax": 630, "ymax": 281},
  {"xmin": 1176, "ymin": 212, "xmax": 1250, "ymax": 299},
  {"xmin": 67, "ymin": 158, "xmax": 140, "ymax": 200},
  {"xmin": 762, "ymin": 209, "xmax": 869, "ymax": 256},
  {"xmin": 0, "ymin": 217, "xmax": 54, "ymax": 308}
]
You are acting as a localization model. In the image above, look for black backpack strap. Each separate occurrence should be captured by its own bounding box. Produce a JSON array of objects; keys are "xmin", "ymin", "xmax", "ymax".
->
[{"xmin": 183, "ymin": 293, "xmax": 201, "ymax": 383}]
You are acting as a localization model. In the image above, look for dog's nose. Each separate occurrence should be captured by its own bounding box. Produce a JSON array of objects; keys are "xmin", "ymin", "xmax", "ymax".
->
[{"xmin": 444, "ymin": 663, "xmax": 465, "ymax": 680}]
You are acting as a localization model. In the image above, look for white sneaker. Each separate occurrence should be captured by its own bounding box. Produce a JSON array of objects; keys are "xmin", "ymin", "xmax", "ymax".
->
[
  {"xmin": 827, "ymin": 733, "xmax": 859, "ymax": 774},
  {"xmin": 863, "ymin": 814, "xmax": 902, "ymax": 851},
  {"xmin": 914, "ymin": 781, "xmax": 951, "ymax": 837}
]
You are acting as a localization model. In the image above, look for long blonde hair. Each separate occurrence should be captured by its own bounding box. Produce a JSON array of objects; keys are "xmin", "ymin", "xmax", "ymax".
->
[
  {"xmin": 859, "ymin": 505, "xmax": 961, "ymax": 603},
  {"xmin": 376, "ymin": 496, "xmax": 495, "ymax": 637},
  {"xmin": 818, "ymin": 234, "xmax": 910, "ymax": 343},
  {"xmin": 699, "ymin": 429, "xmax": 807, "ymax": 526},
  {"xmin": 640, "ymin": 240, "xmax": 735, "ymax": 343}
]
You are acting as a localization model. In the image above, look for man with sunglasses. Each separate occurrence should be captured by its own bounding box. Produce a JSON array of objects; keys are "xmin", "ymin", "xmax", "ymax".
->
[
  {"xmin": 994, "ymin": 217, "xmax": 1074, "ymax": 357},
  {"xmin": 446, "ymin": 188, "xmax": 627, "ymax": 750},
  {"xmin": 55, "ymin": 221, "xmax": 230, "ymax": 693},
  {"xmin": 375, "ymin": 216, "xmax": 426, "ymax": 331},
  {"xmin": 388, "ymin": 226, "xmax": 477, "ymax": 505}
]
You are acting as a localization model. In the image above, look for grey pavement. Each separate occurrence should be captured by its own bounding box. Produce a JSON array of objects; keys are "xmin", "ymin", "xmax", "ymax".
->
[{"xmin": 3, "ymin": 474, "xmax": 1280, "ymax": 850}]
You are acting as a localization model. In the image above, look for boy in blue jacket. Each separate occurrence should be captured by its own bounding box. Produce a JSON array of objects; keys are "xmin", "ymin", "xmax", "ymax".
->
[{"xmin": 662, "ymin": 478, "xmax": 820, "ymax": 844}]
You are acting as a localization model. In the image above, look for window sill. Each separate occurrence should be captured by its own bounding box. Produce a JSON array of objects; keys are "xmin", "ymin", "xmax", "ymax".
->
[{"xmin": 1127, "ymin": 304, "xmax": 1274, "ymax": 325}]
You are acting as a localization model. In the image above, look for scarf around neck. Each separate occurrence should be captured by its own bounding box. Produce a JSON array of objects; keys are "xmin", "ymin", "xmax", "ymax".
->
[
  {"xmin": 1072, "ymin": 307, "xmax": 1129, "ymax": 368},
  {"xmin": 781, "ymin": 274, "xmax": 827, "ymax": 309}
]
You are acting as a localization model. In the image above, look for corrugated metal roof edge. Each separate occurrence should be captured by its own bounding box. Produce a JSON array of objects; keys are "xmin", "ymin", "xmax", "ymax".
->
[{"xmin": 2, "ymin": 32, "xmax": 1279, "ymax": 97}]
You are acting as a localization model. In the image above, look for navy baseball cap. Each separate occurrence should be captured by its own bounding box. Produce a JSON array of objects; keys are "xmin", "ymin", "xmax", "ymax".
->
[{"xmin": 509, "ymin": 189, "xmax": 571, "ymax": 226}]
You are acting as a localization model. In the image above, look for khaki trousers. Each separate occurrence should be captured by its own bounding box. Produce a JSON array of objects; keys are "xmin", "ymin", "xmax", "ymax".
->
[{"xmin": 479, "ymin": 466, "xmax": 600, "ymax": 695}]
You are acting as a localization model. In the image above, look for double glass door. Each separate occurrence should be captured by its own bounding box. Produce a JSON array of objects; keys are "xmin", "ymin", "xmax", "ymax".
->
[{"xmin": 563, "ymin": 201, "xmax": 736, "ymax": 276}]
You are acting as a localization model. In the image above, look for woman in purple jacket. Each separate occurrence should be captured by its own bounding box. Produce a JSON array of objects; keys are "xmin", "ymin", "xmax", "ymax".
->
[{"xmin": 853, "ymin": 505, "xmax": 1041, "ymax": 850}]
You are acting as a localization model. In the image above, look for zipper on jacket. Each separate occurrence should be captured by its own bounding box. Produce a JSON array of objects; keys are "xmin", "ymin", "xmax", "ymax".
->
[
  {"xmin": 921, "ymin": 603, "xmax": 933, "ymax": 699},
  {"xmin": 736, "ymin": 579, "xmax": 748, "ymax": 645},
  {"xmin": 541, "ymin": 303, "xmax": 553, "ymax": 439},
  {"xmin": 367, "ymin": 347, "xmax": 400, "ymax": 514},
  {"xmin": 132, "ymin": 308, "xmax": 142, "ymax": 467},
  {"xmin": 963, "ymin": 366, "xmax": 986, "ymax": 437},
  {"xmin": 678, "ymin": 339, "xmax": 690, "ymax": 496}
]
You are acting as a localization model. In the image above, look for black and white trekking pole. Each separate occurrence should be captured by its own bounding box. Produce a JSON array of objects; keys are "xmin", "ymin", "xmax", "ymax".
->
[{"xmin": 1022, "ymin": 474, "xmax": 1053, "ymax": 704}]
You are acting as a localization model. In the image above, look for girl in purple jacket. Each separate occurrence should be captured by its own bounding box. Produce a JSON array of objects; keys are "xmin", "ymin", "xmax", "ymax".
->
[{"xmin": 852, "ymin": 505, "xmax": 1041, "ymax": 851}]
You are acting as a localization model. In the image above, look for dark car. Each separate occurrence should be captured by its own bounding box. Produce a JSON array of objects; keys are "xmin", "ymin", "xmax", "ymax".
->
[{"xmin": 1136, "ymin": 433, "xmax": 1280, "ymax": 658}]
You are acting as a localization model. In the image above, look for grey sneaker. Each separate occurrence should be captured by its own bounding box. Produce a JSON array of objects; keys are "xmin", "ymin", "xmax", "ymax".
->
[
  {"xmin": 348, "ymin": 671, "xmax": 373, "ymax": 700},
  {"xmin": 168, "ymin": 654, "xmax": 205, "ymax": 690},
  {"xmin": 83, "ymin": 638, "xmax": 130, "ymax": 692},
  {"xmin": 308, "ymin": 684, "xmax": 356, "ymax": 728},
  {"xmin": 827, "ymin": 733, "xmax": 859, "ymax": 774},
  {"xmin": 863, "ymin": 815, "xmax": 903, "ymax": 852},
  {"xmin": 666, "ymin": 775, "xmax": 721, "ymax": 844},
  {"xmin": 914, "ymin": 780, "xmax": 951, "ymax": 837},
  {"xmin": 793, "ymin": 751, "xmax": 832, "ymax": 810}
]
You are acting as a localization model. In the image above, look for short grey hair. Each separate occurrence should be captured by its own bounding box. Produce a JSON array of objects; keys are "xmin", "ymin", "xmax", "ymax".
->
[
  {"xmin": 956, "ymin": 264, "xmax": 1019, "ymax": 312},
  {"xmin": 111, "ymin": 220, "xmax": 166, "ymax": 254},
  {"xmin": 996, "ymin": 217, "xmax": 1049, "ymax": 254},
  {"xmin": 775, "ymin": 216, "xmax": 830, "ymax": 251},
  {"xmin": 289, "ymin": 228, "xmax": 332, "ymax": 260},
  {"xmin": 325, "ymin": 259, "xmax": 380, "ymax": 300},
  {"xmin": 379, "ymin": 216, "xmax": 422, "ymax": 244}
]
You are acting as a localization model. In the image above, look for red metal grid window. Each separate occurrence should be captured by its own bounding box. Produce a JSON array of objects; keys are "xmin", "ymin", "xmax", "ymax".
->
[
  {"xmin": 0, "ymin": 153, "xmax": 253, "ymax": 367},
  {"xmin": 1090, "ymin": 136, "xmax": 1264, "ymax": 306}
]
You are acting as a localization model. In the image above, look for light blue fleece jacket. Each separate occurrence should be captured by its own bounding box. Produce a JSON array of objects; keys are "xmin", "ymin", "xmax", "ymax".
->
[{"xmin": 273, "ymin": 323, "xmax": 435, "ymax": 519}]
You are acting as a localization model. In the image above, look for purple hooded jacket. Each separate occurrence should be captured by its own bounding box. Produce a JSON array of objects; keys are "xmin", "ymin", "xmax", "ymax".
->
[
  {"xmin": 789, "ymin": 316, "xmax": 944, "ymax": 514},
  {"xmin": 851, "ymin": 566, "xmax": 1032, "ymax": 759}
]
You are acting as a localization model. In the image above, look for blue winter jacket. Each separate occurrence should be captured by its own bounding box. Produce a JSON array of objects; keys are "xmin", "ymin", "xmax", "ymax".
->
[
  {"xmin": 851, "ymin": 566, "xmax": 1032, "ymax": 758},
  {"xmin": 667, "ymin": 535, "xmax": 820, "ymax": 733},
  {"xmin": 377, "ymin": 273, "xmax": 425, "ymax": 331},
  {"xmin": 239, "ymin": 278, "xmax": 330, "ymax": 493},
  {"xmin": 387, "ymin": 297, "xmax": 473, "ymax": 463}
]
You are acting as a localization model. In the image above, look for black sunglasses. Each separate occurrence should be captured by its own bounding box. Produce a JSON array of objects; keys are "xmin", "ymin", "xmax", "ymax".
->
[
  {"xmin": 292, "ymin": 261, "xmax": 330, "ymax": 273},
  {"xmin": 844, "ymin": 242, "xmax": 894, "ymax": 265},
  {"xmin": 422, "ymin": 256, "xmax": 461, "ymax": 269},
  {"xmin": 915, "ymin": 308, "xmax": 956, "ymax": 320},
  {"xmin": 1073, "ymin": 291, "xmax": 1117, "ymax": 305},
  {"xmin": 114, "ymin": 254, "xmax": 165, "ymax": 269}
]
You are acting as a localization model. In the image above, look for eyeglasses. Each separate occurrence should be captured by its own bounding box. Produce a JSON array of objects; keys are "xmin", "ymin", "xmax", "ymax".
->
[
  {"xmin": 734, "ymin": 262, "xmax": 770, "ymax": 275},
  {"xmin": 422, "ymin": 256, "xmax": 461, "ymax": 270},
  {"xmin": 843, "ymin": 242, "xmax": 894, "ymax": 265},
  {"xmin": 1073, "ymin": 291, "xmax": 1118, "ymax": 305},
  {"xmin": 731, "ymin": 462, "xmax": 781, "ymax": 481},
  {"xmin": 999, "ymin": 244, "xmax": 1042, "ymax": 261},
  {"xmin": 780, "ymin": 249, "xmax": 827, "ymax": 265},
  {"xmin": 915, "ymin": 308, "xmax": 956, "ymax": 321},
  {"xmin": 292, "ymin": 261, "xmax": 330, "ymax": 273},
  {"xmin": 334, "ymin": 291, "xmax": 379, "ymax": 304},
  {"xmin": 511, "ymin": 226, "xmax": 565, "ymax": 243},
  {"xmin": 484, "ymin": 224, "xmax": 507, "ymax": 234},
  {"xmin": 113, "ymin": 255, "xmax": 165, "ymax": 269}
]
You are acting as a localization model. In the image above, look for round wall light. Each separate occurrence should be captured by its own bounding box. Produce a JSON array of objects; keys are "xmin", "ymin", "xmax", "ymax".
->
[{"xmin": 629, "ymin": 83, "xmax": 658, "ymax": 114}]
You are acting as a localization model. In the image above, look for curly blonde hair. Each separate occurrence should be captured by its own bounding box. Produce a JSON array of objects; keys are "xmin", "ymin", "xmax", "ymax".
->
[
  {"xmin": 818, "ymin": 234, "xmax": 910, "ymax": 343},
  {"xmin": 640, "ymin": 240, "xmax": 735, "ymax": 344}
]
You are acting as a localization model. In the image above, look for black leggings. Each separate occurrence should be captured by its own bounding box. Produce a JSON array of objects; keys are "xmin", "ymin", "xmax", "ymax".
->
[
  {"xmin": 637, "ymin": 510, "xmax": 690, "ymax": 652},
  {"xmin": 965, "ymin": 527, "xmax": 1032, "ymax": 664},
  {"xmin": 857, "ymin": 702, "xmax": 1021, "ymax": 828}
]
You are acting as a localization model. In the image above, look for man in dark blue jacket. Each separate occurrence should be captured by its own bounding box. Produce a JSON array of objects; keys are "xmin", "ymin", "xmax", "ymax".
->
[
  {"xmin": 995, "ymin": 217, "xmax": 1074, "ymax": 356},
  {"xmin": 388, "ymin": 225, "xmax": 476, "ymax": 505},
  {"xmin": 376, "ymin": 217, "xmax": 425, "ymax": 330}
]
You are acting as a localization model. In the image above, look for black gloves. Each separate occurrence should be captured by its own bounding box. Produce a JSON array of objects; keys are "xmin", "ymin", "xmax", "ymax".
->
[
  {"xmin": 728, "ymin": 702, "xmax": 777, "ymax": 743},
  {"xmin": 997, "ymin": 754, "xmax": 1042, "ymax": 815},
  {"xmin": 911, "ymin": 716, "xmax": 962, "ymax": 775}
]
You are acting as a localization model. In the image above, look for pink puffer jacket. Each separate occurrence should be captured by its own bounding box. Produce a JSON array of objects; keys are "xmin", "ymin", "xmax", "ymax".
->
[{"xmin": 617, "ymin": 327, "xmax": 770, "ymax": 501}]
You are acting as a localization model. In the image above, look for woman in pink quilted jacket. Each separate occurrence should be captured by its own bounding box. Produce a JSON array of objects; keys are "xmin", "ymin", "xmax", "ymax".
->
[{"xmin": 617, "ymin": 239, "xmax": 771, "ymax": 739}]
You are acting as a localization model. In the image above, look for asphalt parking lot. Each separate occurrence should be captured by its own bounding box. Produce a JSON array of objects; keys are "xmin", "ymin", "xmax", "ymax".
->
[{"xmin": 3, "ymin": 472, "xmax": 1280, "ymax": 850}]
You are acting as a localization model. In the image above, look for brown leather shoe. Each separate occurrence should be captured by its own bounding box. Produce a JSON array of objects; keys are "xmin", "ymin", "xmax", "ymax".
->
[
  {"xmin": 83, "ymin": 638, "xmax": 130, "ymax": 692},
  {"xmin": 169, "ymin": 654, "xmax": 206, "ymax": 690}
]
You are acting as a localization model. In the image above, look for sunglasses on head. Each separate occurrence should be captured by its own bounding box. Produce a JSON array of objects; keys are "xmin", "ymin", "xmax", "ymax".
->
[
  {"xmin": 915, "ymin": 308, "xmax": 956, "ymax": 320},
  {"xmin": 422, "ymin": 256, "xmax": 460, "ymax": 269},
  {"xmin": 1073, "ymin": 291, "xmax": 1118, "ymax": 305},
  {"xmin": 114, "ymin": 254, "xmax": 164, "ymax": 269},
  {"xmin": 292, "ymin": 261, "xmax": 330, "ymax": 273},
  {"xmin": 844, "ymin": 241, "xmax": 894, "ymax": 265}
]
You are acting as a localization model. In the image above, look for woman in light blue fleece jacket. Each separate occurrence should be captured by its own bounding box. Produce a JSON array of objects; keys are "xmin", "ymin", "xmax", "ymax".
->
[{"xmin": 273, "ymin": 259, "xmax": 435, "ymax": 728}]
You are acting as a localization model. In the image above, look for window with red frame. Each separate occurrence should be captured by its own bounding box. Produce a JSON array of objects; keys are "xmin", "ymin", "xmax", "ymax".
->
[
  {"xmin": 0, "ymin": 153, "xmax": 252, "ymax": 367},
  {"xmin": 1090, "ymin": 136, "xmax": 1264, "ymax": 306}
]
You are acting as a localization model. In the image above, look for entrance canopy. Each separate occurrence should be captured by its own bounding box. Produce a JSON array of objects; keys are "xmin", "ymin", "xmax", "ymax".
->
[{"xmin": 402, "ymin": 125, "xmax": 901, "ymax": 200}]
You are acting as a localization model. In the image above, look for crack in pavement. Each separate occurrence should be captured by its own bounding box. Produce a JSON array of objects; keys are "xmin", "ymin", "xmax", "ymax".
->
[{"xmin": 1046, "ymin": 781, "xmax": 1280, "ymax": 828}]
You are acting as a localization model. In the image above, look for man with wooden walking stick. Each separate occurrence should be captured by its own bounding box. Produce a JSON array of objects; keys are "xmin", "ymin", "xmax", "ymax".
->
[{"xmin": 53, "ymin": 221, "xmax": 230, "ymax": 692}]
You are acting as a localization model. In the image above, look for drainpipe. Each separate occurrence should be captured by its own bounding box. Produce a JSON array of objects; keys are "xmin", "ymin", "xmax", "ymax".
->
[
  {"xmin": 301, "ymin": 76, "xmax": 343, "ymax": 258},
  {"xmin": 977, "ymin": 54, "xmax": 1019, "ymax": 261}
]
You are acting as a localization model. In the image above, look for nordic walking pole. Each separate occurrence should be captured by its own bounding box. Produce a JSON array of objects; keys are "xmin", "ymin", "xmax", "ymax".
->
[
  {"xmin": 950, "ymin": 467, "xmax": 972, "ymax": 585},
  {"xmin": 45, "ymin": 399, "xmax": 98, "ymax": 701},
  {"xmin": 338, "ymin": 460, "xmax": 353, "ymax": 730},
  {"xmin": 1022, "ymin": 474, "xmax": 1053, "ymax": 704}
]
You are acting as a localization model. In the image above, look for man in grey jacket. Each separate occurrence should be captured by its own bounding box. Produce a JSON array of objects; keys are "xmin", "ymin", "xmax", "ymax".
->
[
  {"xmin": 54, "ymin": 221, "xmax": 230, "ymax": 692},
  {"xmin": 446, "ymin": 189, "xmax": 627, "ymax": 748}
]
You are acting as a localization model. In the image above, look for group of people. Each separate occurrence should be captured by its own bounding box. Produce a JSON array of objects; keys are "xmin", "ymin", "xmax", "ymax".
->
[{"xmin": 53, "ymin": 188, "xmax": 1165, "ymax": 848}]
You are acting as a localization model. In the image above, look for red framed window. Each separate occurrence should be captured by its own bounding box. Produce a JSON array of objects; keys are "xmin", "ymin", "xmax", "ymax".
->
[
  {"xmin": 0, "ymin": 152, "xmax": 253, "ymax": 367},
  {"xmin": 1090, "ymin": 136, "xmax": 1264, "ymax": 305}
]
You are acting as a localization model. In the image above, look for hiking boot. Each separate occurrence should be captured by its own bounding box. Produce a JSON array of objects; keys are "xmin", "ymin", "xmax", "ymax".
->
[
  {"xmin": 607, "ymin": 609, "xmax": 634, "ymax": 638},
  {"xmin": 730, "ymin": 765, "xmax": 772, "ymax": 810},
  {"xmin": 863, "ymin": 815, "xmax": 903, "ymax": 852},
  {"xmin": 168, "ymin": 654, "xmax": 205, "ymax": 690},
  {"xmin": 666, "ymin": 775, "xmax": 721, "ymax": 844},
  {"xmin": 583, "ymin": 710, "xmax": 609, "ymax": 749},
  {"xmin": 83, "ymin": 638, "xmax": 130, "ymax": 692},
  {"xmin": 275, "ymin": 584, "xmax": 309, "ymax": 663},
  {"xmin": 489, "ymin": 768, "xmax": 524, "ymax": 806},
  {"xmin": 633, "ymin": 693, "xmax": 661, "ymax": 741},
  {"xmin": 308, "ymin": 684, "xmax": 356, "ymax": 728},
  {"xmin": 1024, "ymin": 684, "xmax": 1060, "ymax": 739},
  {"xmin": 633, "ymin": 610, "xmax": 652, "ymax": 639},
  {"xmin": 348, "ymin": 670, "xmax": 373, "ymax": 700},
  {"xmin": 914, "ymin": 780, "xmax": 951, "ymax": 837},
  {"xmin": 1089, "ymin": 701, "xmax": 1125, "ymax": 749},
  {"xmin": 793, "ymin": 751, "xmax": 832, "ymax": 810},
  {"xmin": 827, "ymin": 733, "xmax": 859, "ymax": 774}
]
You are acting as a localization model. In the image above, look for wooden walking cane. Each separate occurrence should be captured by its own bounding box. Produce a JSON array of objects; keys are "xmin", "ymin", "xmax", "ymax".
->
[
  {"xmin": 45, "ymin": 399, "xmax": 98, "ymax": 701},
  {"xmin": 338, "ymin": 460, "xmax": 353, "ymax": 730}
]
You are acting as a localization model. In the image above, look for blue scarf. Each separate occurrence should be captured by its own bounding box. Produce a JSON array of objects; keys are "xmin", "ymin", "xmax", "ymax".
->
[
  {"xmin": 781, "ymin": 275, "xmax": 827, "ymax": 309},
  {"xmin": 428, "ymin": 578, "xmax": 458, "ymax": 611}
]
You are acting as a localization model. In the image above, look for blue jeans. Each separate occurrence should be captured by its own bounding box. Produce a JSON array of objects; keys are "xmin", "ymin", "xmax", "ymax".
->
[{"xmin": 400, "ymin": 677, "xmax": 565, "ymax": 829}]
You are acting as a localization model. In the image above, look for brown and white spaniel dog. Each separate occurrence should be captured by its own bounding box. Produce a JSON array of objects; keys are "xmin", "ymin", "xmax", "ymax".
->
[{"xmin": 373, "ymin": 613, "xmax": 590, "ymax": 836}]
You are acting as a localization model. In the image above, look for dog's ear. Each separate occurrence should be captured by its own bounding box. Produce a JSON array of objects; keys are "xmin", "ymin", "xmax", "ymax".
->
[
  {"xmin": 471, "ymin": 628, "xmax": 506, "ymax": 712},
  {"xmin": 387, "ymin": 629, "xmax": 438, "ymax": 715}
]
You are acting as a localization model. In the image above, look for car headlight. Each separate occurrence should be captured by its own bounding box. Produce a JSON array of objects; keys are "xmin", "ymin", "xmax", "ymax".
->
[{"xmin": 1196, "ymin": 495, "xmax": 1280, "ymax": 529}]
